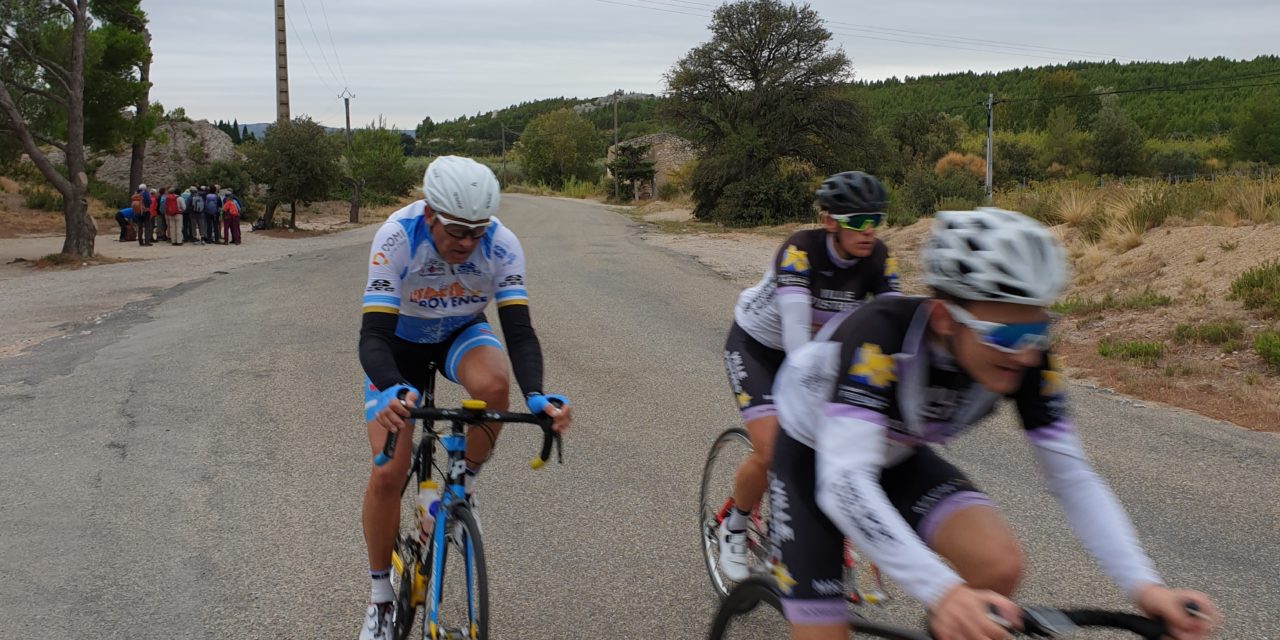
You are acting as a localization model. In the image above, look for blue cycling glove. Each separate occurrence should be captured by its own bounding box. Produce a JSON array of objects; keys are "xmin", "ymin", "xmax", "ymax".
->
[
  {"xmin": 526, "ymin": 393, "xmax": 569, "ymax": 415},
  {"xmin": 365, "ymin": 383, "xmax": 417, "ymax": 423}
]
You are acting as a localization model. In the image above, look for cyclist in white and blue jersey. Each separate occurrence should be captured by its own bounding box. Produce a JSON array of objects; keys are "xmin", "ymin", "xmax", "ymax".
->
[{"xmin": 356, "ymin": 156, "xmax": 571, "ymax": 640}]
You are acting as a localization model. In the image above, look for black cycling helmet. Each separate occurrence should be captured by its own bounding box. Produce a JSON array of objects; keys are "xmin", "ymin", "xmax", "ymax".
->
[{"xmin": 815, "ymin": 171, "xmax": 887, "ymax": 214}]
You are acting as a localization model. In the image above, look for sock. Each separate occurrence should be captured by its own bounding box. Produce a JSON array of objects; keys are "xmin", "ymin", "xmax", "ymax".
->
[
  {"xmin": 369, "ymin": 568, "xmax": 394, "ymax": 604},
  {"xmin": 464, "ymin": 466, "xmax": 479, "ymax": 497},
  {"xmin": 726, "ymin": 505, "xmax": 751, "ymax": 533}
]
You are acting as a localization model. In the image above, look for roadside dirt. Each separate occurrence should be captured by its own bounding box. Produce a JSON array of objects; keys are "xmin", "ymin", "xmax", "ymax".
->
[{"xmin": 626, "ymin": 203, "xmax": 1280, "ymax": 432}]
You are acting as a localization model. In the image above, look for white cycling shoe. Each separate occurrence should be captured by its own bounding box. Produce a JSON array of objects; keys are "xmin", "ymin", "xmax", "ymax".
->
[
  {"xmin": 717, "ymin": 519, "xmax": 751, "ymax": 582},
  {"xmin": 359, "ymin": 602, "xmax": 394, "ymax": 640}
]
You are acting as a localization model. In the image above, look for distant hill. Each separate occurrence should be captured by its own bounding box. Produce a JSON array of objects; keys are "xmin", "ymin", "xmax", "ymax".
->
[{"xmin": 239, "ymin": 122, "xmax": 413, "ymax": 139}]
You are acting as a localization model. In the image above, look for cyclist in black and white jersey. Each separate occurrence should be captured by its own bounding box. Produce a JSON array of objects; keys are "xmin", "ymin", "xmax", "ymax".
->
[
  {"xmin": 718, "ymin": 172, "xmax": 900, "ymax": 581},
  {"xmin": 769, "ymin": 208, "xmax": 1220, "ymax": 640}
]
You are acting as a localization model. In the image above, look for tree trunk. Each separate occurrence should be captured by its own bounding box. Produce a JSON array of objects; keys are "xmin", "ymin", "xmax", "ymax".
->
[
  {"xmin": 348, "ymin": 178, "xmax": 362, "ymax": 223},
  {"xmin": 261, "ymin": 201, "xmax": 277, "ymax": 228},
  {"xmin": 128, "ymin": 29, "xmax": 152, "ymax": 192},
  {"xmin": 289, "ymin": 200, "xmax": 298, "ymax": 229},
  {"xmin": 62, "ymin": 1, "xmax": 94, "ymax": 258}
]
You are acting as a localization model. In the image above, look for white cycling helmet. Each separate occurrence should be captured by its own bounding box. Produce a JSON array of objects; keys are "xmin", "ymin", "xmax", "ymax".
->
[
  {"xmin": 921, "ymin": 207, "xmax": 1068, "ymax": 307},
  {"xmin": 422, "ymin": 155, "xmax": 500, "ymax": 222}
]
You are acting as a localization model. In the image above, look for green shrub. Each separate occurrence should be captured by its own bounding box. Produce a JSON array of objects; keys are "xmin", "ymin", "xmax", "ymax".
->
[
  {"xmin": 1052, "ymin": 287, "xmax": 1172, "ymax": 315},
  {"xmin": 87, "ymin": 179, "xmax": 129, "ymax": 210},
  {"xmin": 1172, "ymin": 320, "xmax": 1244, "ymax": 344},
  {"xmin": 561, "ymin": 176, "xmax": 603, "ymax": 199},
  {"xmin": 1098, "ymin": 338, "xmax": 1164, "ymax": 364},
  {"xmin": 1253, "ymin": 330, "xmax": 1280, "ymax": 371},
  {"xmin": 705, "ymin": 169, "xmax": 813, "ymax": 227},
  {"xmin": 20, "ymin": 184, "xmax": 63, "ymax": 211},
  {"xmin": 1229, "ymin": 260, "xmax": 1280, "ymax": 318}
]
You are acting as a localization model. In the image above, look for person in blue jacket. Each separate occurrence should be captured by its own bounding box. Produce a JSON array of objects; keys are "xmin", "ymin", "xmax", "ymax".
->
[{"xmin": 115, "ymin": 205, "xmax": 134, "ymax": 242}]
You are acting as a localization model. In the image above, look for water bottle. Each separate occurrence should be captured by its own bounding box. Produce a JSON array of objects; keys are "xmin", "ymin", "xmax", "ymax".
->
[{"xmin": 416, "ymin": 479, "xmax": 441, "ymax": 544}]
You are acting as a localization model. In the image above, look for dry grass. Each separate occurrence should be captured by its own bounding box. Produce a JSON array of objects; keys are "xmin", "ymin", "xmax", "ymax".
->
[{"xmin": 1055, "ymin": 185, "xmax": 1099, "ymax": 228}]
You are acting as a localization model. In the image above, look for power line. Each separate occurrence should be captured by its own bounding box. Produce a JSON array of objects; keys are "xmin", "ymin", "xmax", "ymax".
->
[
  {"xmin": 295, "ymin": 0, "xmax": 345, "ymax": 91},
  {"xmin": 821, "ymin": 19, "xmax": 1135, "ymax": 62},
  {"xmin": 314, "ymin": 0, "xmax": 349, "ymax": 89},
  {"xmin": 603, "ymin": 0, "xmax": 1111, "ymax": 63},
  {"xmin": 286, "ymin": 13, "xmax": 338, "ymax": 95}
]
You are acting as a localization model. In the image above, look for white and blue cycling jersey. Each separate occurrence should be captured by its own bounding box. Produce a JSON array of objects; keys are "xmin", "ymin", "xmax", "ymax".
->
[{"xmin": 362, "ymin": 201, "xmax": 529, "ymax": 344}]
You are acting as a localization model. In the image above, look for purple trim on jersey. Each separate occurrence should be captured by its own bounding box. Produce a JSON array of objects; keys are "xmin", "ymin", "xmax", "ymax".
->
[
  {"xmin": 825, "ymin": 234, "xmax": 859, "ymax": 269},
  {"xmin": 1026, "ymin": 419, "xmax": 1076, "ymax": 443},
  {"xmin": 741, "ymin": 404, "xmax": 778, "ymax": 421},
  {"xmin": 918, "ymin": 422, "xmax": 953, "ymax": 443},
  {"xmin": 782, "ymin": 597, "xmax": 848, "ymax": 624},
  {"xmin": 823, "ymin": 403, "xmax": 886, "ymax": 425},
  {"xmin": 919, "ymin": 490, "xmax": 994, "ymax": 544},
  {"xmin": 776, "ymin": 286, "xmax": 810, "ymax": 297},
  {"xmin": 811, "ymin": 309, "xmax": 837, "ymax": 326}
]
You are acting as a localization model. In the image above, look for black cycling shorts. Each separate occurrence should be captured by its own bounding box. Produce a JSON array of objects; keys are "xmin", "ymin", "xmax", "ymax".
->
[
  {"xmin": 724, "ymin": 322, "xmax": 787, "ymax": 422},
  {"xmin": 769, "ymin": 431, "xmax": 992, "ymax": 620}
]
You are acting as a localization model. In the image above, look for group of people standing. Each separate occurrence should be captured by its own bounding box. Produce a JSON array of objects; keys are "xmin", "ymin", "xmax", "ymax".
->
[{"xmin": 115, "ymin": 184, "xmax": 243, "ymax": 246}]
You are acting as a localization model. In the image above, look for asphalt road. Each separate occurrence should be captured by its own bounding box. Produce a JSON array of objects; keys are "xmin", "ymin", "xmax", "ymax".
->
[{"xmin": 1, "ymin": 194, "xmax": 1277, "ymax": 639}]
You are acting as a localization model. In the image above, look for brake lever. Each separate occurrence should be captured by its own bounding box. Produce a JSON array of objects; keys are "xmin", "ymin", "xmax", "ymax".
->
[{"xmin": 1022, "ymin": 607, "xmax": 1080, "ymax": 637}]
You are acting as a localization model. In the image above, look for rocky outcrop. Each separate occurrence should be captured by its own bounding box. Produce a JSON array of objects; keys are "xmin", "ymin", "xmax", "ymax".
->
[{"xmin": 46, "ymin": 119, "xmax": 240, "ymax": 190}]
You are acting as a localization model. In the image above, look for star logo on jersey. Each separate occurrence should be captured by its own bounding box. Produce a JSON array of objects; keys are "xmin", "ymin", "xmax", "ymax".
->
[
  {"xmin": 779, "ymin": 244, "xmax": 810, "ymax": 275},
  {"xmin": 736, "ymin": 391, "xmax": 753, "ymax": 408},
  {"xmin": 371, "ymin": 252, "xmax": 389, "ymax": 266},
  {"xmin": 1041, "ymin": 354, "xmax": 1065, "ymax": 397},
  {"xmin": 771, "ymin": 562, "xmax": 798, "ymax": 595},
  {"xmin": 884, "ymin": 256, "xmax": 900, "ymax": 281},
  {"xmin": 849, "ymin": 343, "xmax": 896, "ymax": 389}
]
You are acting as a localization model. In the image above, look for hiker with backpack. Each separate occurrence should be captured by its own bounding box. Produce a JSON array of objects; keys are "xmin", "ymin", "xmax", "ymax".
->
[
  {"xmin": 131, "ymin": 185, "xmax": 153, "ymax": 247},
  {"xmin": 204, "ymin": 186, "xmax": 222, "ymax": 245},
  {"xmin": 221, "ymin": 189, "xmax": 243, "ymax": 245},
  {"xmin": 153, "ymin": 188, "xmax": 167, "ymax": 242},
  {"xmin": 163, "ymin": 186, "xmax": 183, "ymax": 245}
]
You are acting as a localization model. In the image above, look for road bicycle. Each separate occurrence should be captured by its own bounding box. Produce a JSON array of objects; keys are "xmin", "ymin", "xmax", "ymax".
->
[
  {"xmin": 375, "ymin": 370, "xmax": 563, "ymax": 640},
  {"xmin": 709, "ymin": 576, "xmax": 1183, "ymax": 640},
  {"xmin": 699, "ymin": 427, "xmax": 888, "ymax": 606}
]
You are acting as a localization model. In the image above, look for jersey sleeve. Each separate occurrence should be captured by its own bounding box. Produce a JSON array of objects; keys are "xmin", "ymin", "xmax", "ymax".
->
[
  {"xmin": 1014, "ymin": 351, "xmax": 1164, "ymax": 599},
  {"xmin": 774, "ymin": 233, "xmax": 814, "ymax": 294},
  {"xmin": 869, "ymin": 241, "xmax": 901, "ymax": 296},
  {"xmin": 491, "ymin": 226, "xmax": 529, "ymax": 309},
  {"xmin": 363, "ymin": 222, "xmax": 409, "ymax": 315}
]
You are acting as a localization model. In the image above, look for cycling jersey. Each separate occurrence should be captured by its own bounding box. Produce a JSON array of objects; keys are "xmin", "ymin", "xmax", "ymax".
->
[
  {"xmin": 773, "ymin": 296, "xmax": 1163, "ymax": 610},
  {"xmin": 363, "ymin": 201, "xmax": 528, "ymax": 344},
  {"xmin": 733, "ymin": 229, "xmax": 898, "ymax": 353},
  {"xmin": 359, "ymin": 201, "xmax": 544, "ymax": 399}
]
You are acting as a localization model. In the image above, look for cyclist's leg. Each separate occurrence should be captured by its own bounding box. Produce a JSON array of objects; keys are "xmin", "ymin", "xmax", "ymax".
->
[
  {"xmin": 882, "ymin": 447, "xmax": 1024, "ymax": 596},
  {"xmin": 362, "ymin": 409, "xmax": 416, "ymax": 571},
  {"xmin": 441, "ymin": 321, "xmax": 508, "ymax": 470},
  {"xmin": 773, "ymin": 431, "xmax": 850, "ymax": 640},
  {"xmin": 724, "ymin": 323, "xmax": 787, "ymax": 515}
]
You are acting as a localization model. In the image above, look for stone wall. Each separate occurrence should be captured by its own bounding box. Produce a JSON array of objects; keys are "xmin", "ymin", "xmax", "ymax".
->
[{"xmin": 607, "ymin": 132, "xmax": 698, "ymax": 197}]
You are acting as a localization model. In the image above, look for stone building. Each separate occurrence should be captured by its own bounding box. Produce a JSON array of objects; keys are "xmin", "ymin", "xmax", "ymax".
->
[{"xmin": 606, "ymin": 132, "xmax": 697, "ymax": 199}]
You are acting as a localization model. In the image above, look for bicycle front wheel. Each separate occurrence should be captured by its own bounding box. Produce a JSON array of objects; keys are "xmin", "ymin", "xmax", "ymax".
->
[
  {"xmin": 700, "ymin": 427, "xmax": 771, "ymax": 599},
  {"xmin": 429, "ymin": 503, "xmax": 488, "ymax": 640},
  {"xmin": 707, "ymin": 576, "xmax": 786, "ymax": 640}
]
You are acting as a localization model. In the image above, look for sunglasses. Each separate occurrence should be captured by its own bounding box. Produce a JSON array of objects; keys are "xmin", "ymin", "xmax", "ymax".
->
[
  {"xmin": 830, "ymin": 212, "xmax": 884, "ymax": 232},
  {"xmin": 944, "ymin": 303, "xmax": 1056, "ymax": 354},
  {"xmin": 434, "ymin": 216, "xmax": 490, "ymax": 240}
]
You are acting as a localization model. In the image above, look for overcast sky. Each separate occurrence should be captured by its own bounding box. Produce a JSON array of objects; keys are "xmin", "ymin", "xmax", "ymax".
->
[{"xmin": 143, "ymin": 0, "xmax": 1278, "ymax": 130}]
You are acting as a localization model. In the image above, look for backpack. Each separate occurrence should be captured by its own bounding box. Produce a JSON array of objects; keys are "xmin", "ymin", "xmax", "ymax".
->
[
  {"xmin": 193, "ymin": 194, "xmax": 205, "ymax": 214},
  {"xmin": 130, "ymin": 192, "xmax": 144, "ymax": 215},
  {"xmin": 164, "ymin": 193, "xmax": 179, "ymax": 215}
]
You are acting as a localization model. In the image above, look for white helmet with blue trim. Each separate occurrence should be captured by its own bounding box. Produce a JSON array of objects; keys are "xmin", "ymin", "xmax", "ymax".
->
[{"xmin": 422, "ymin": 155, "xmax": 500, "ymax": 222}]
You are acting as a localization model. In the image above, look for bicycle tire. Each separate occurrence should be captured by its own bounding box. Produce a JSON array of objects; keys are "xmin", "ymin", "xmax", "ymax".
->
[
  {"xmin": 700, "ymin": 427, "xmax": 770, "ymax": 599},
  {"xmin": 707, "ymin": 576, "xmax": 784, "ymax": 639},
  {"xmin": 390, "ymin": 534, "xmax": 418, "ymax": 640},
  {"xmin": 432, "ymin": 503, "xmax": 489, "ymax": 640}
]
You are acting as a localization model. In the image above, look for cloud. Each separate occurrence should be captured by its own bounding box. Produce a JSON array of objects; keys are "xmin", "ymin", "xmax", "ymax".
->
[{"xmin": 143, "ymin": 0, "xmax": 1280, "ymax": 127}]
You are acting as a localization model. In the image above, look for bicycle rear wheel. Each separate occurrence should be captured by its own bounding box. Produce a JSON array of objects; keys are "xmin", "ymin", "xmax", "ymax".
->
[
  {"xmin": 700, "ymin": 428, "xmax": 772, "ymax": 599},
  {"xmin": 429, "ymin": 503, "xmax": 488, "ymax": 640}
]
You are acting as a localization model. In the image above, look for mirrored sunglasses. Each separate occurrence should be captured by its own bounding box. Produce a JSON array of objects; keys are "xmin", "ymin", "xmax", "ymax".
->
[
  {"xmin": 435, "ymin": 216, "xmax": 490, "ymax": 240},
  {"xmin": 945, "ymin": 303, "xmax": 1055, "ymax": 354},
  {"xmin": 831, "ymin": 212, "xmax": 884, "ymax": 232}
]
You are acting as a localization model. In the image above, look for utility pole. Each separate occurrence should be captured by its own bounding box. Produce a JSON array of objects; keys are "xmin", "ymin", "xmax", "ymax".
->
[
  {"xmin": 274, "ymin": 0, "xmax": 289, "ymax": 124},
  {"xmin": 340, "ymin": 88, "xmax": 354, "ymax": 152},
  {"xmin": 984, "ymin": 93, "xmax": 995, "ymax": 203},
  {"xmin": 499, "ymin": 121, "xmax": 507, "ymax": 186},
  {"xmin": 613, "ymin": 90, "xmax": 621, "ymax": 200}
]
